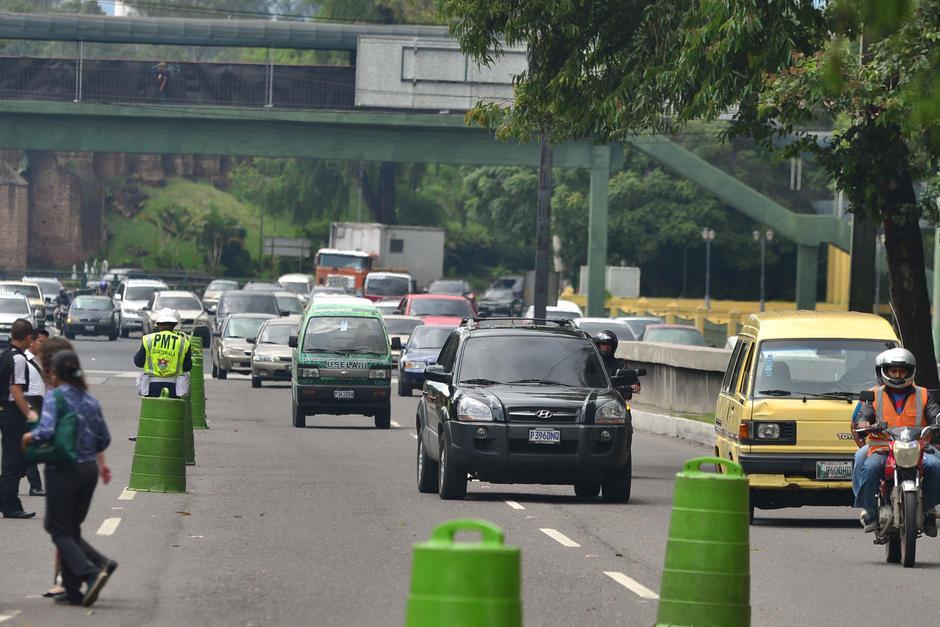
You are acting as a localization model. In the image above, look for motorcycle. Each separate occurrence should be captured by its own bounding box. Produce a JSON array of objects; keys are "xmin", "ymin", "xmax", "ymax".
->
[
  {"xmin": 53, "ymin": 303, "xmax": 69, "ymax": 332},
  {"xmin": 855, "ymin": 415, "xmax": 940, "ymax": 567}
]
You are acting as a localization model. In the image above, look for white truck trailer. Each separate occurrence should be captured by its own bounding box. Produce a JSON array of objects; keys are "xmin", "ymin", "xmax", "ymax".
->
[{"xmin": 329, "ymin": 222, "xmax": 445, "ymax": 290}]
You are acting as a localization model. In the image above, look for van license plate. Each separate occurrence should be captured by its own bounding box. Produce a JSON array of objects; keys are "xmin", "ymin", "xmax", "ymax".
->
[
  {"xmin": 334, "ymin": 390, "xmax": 354, "ymax": 399},
  {"xmin": 816, "ymin": 461, "xmax": 852, "ymax": 480},
  {"xmin": 528, "ymin": 428, "xmax": 561, "ymax": 444}
]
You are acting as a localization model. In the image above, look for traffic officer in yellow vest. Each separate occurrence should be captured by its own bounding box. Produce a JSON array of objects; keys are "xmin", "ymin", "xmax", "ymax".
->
[{"xmin": 133, "ymin": 308, "xmax": 192, "ymax": 398}]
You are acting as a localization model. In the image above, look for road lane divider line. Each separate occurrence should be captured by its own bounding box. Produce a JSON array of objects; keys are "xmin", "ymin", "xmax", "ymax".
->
[
  {"xmin": 391, "ymin": 420, "xmax": 401, "ymax": 427},
  {"xmin": 603, "ymin": 571, "xmax": 659, "ymax": 600},
  {"xmin": 96, "ymin": 518, "xmax": 122, "ymax": 536},
  {"xmin": 0, "ymin": 611, "xmax": 21, "ymax": 623},
  {"xmin": 119, "ymin": 487, "xmax": 136, "ymax": 500},
  {"xmin": 539, "ymin": 528, "xmax": 580, "ymax": 547},
  {"xmin": 505, "ymin": 500, "xmax": 525, "ymax": 510}
]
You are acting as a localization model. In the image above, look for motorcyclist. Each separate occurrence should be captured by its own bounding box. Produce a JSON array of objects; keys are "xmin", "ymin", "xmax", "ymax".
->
[
  {"xmin": 96, "ymin": 279, "xmax": 109, "ymax": 296},
  {"xmin": 54, "ymin": 288, "xmax": 71, "ymax": 308},
  {"xmin": 853, "ymin": 348, "xmax": 940, "ymax": 535},
  {"xmin": 593, "ymin": 330, "xmax": 641, "ymax": 397}
]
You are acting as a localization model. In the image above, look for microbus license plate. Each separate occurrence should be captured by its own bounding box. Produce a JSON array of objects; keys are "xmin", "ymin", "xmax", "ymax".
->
[
  {"xmin": 816, "ymin": 461, "xmax": 852, "ymax": 480},
  {"xmin": 528, "ymin": 428, "xmax": 561, "ymax": 444},
  {"xmin": 333, "ymin": 390, "xmax": 354, "ymax": 400}
]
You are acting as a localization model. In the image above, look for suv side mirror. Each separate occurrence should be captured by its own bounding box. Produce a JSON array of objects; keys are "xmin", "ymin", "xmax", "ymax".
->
[
  {"xmin": 280, "ymin": 310, "xmax": 291, "ymax": 317},
  {"xmin": 390, "ymin": 336, "xmax": 402, "ymax": 350},
  {"xmin": 288, "ymin": 335, "xmax": 298, "ymax": 348},
  {"xmin": 859, "ymin": 390, "xmax": 875, "ymax": 403},
  {"xmin": 424, "ymin": 364, "xmax": 451, "ymax": 384},
  {"xmin": 611, "ymin": 368, "xmax": 644, "ymax": 387}
]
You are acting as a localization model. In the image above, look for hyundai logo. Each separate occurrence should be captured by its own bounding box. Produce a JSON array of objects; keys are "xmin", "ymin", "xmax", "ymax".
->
[{"xmin": 536, "ymin": 410, "xmax": 553, "ymax": 419}]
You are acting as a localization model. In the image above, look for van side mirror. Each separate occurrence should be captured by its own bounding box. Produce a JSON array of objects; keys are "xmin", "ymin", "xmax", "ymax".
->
[
  {"xmin": 859, "ymin": 390, "xmax": 875, "ymax": 403},
  {"xmin": 288, "ymin": 335, "xmax": 298, "ymax": 348},
  {"xmin": 390, "ymin": 336, "xmax": 402, "ymax": 350},
  {"xmin": 424, "ymin": 364, "xmax": 451, "ymax": 384}
]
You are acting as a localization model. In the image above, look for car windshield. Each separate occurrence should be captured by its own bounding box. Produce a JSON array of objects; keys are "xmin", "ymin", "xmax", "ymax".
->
[
  {"xmin": 410, "ymin": 298, "xmax": 473, "ymax": 317},
  {"xmin": 125, "ymin": 286, "xmax": 161, "ymax": 301},
  {"xmin": 25, "ymin": 279, "xmax": 60, "ymax": 297},
  {"xmin": 73, "ymin": 297, "xmax": 112, "ymax": 311},
  {"xmin": 408, "ymin": 327, "xmax": 452, "ymax": 350},
  {"xmin": 280, "ymin": 282, "xmax": 309, "ymax": 295},
  {"xmin": 218, "ymin": 294, "xmax": 279, "ymax": 318},
  {"xmin": 155, "ymin": 296, "xmax": 201, "ymax": 311},
  {"xmin": 366, "ymin": 276, "xmax": 411, "ymax": 297},
  {"xmin": 429, "ymin": 280, "xmax": 466, "ymax": 295},
  {"xmin": 319, "ymin": 253, "xmax": 369, "ymax": 270},
  {"xmin": 243, "ymin": 283, "xmax": 279, "ymax": 292},
  {"xmin": 754, "ymin": 339, "xmax": 897, "ymax": 398},
  {"xmin": 258, "ymin": 324, "xmax": 295, "ymax": 344},
  {"xmin": 483, "ymin": 288, "xmax": 512, "ymax": 300},
  {"xmin": 312, "ymin": 287, "xmax": 346, "ymax": 296},
  {"xmin": 276, "ymin": 295, "xmax": 303, "ymax": 315},
  {"xmin": 385, "ymin": 318, "xmax": 423, "ymax": 335},
  {"xmin": 224, "ymin": 317, "xmax": 270, "ymax": 339},
  {"xmin": 376, "ymin": 303, "xmax": 398, "ymax": 315},
  {"xmin": 0, "ymin": 298, "xmax": 29, "ymax": 315},
  {"xmin": 0, "ymin": 284, "xmax": 40, "ymax": 299},
  {"xmin": 644, "ymin": 327, "xmax": 705, "ymax": 345},
  {"xmin": 624, "ymin": 318, "xmax": 661, "ymax": 337},
  {"xmin": 302, "ymin": 316, "xmax": 387, "ymax": 354},
  {"xmin": 459, "ymin": 336, "xmax": 608, "ymax": 388},
  {"xmin": 207, "ymin": 280, "xmax": 238, "ymax": 291},
  {"xmin": 576, "ymin": 321, "xmax": 637, "ymax": 342}
]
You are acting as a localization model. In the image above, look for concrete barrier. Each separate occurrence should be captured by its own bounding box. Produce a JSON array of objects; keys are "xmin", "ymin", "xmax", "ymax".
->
[
  {"xmin": 631, "ymin": 408, "xmax": 714, "ymax": 448},
  {"xmin": 618, "ymin": 341, "xmax": 731, "ymax": 415}
]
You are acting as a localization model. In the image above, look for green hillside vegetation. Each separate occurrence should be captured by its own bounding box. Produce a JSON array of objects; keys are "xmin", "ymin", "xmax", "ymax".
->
[{"xmin": 103, "ymin": 177, "xmax": 301, "ymax": 274}]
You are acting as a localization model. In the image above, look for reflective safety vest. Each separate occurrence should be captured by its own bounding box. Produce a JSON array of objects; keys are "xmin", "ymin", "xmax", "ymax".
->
[
  {"xmin": 143, "ymin": 331, "xmax": 189, "ymax": 379},
  {"xmin": 867, "ymin": 384, "xmax": 929, "ymax": 454}
]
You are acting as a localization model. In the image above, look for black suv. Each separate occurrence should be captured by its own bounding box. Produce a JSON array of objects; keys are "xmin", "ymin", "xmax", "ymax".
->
[{"xmin": 416, "ymin": 318, "xmax": 639, "ymax": 502}]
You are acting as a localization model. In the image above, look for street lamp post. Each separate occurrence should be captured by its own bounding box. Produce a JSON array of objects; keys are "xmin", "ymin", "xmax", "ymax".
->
[
  {"xmin": 702, "ymin": 228, "xmax": 715, "ymax": 310},
  {"xmin": 753, "ymin": 229, "xmax": 774, "ymax": 311}
]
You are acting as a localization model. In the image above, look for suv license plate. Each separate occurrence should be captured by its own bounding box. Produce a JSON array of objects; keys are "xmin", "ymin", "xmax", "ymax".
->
[
  {"xmin": 816, "ymin": 461, "xmax": 852, "ymax": 480},
  {"xmin": 85, "ymin": 325, "xmax": 96, "ymax": 332},
  {"xmin": 529, "ymin": 428, "xmax": 561, "ymax": 444},
  {"xmin": 334, "ymin": 390, "xmax": 354, "ymax": 399}
]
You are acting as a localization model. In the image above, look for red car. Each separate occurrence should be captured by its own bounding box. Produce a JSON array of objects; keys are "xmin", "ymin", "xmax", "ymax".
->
[{"xmin": 397, "ymin": 294, "xmax": 476, "ymax": 326}]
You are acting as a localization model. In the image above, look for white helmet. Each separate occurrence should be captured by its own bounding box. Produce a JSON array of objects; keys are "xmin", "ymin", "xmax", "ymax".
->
[
  {"xmin": 155, "ymin": 308, "xmax": 181, "ymax": 327},
  {"xmin": 876, "ymin": 348, "xmax": 916, "ymax": 389}
]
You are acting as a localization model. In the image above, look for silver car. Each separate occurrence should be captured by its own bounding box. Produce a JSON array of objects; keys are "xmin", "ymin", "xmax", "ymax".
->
[
  {"xmin": 211, "ymin": 313, "xmax": 275, "ymax": 380},
  {"xmin": 249, "ymin": 318, "xmax": 298, "ymax": 387},
  {"xmin": 0, "ymin": 294, "xmax": 34, "ymax": 345}
]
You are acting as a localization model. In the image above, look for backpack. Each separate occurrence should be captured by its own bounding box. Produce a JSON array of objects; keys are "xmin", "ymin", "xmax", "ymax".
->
[{"xmin": 0, "ymin": 346, "xmax": 29, "ymax": 402}]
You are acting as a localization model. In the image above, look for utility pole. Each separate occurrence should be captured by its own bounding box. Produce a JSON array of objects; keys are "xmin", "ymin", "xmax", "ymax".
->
[
  {"xmin": 534, "ymin": 131, "xmax": 552, "ymax": 319},
  {"xmin": 702, "ymin": 228, "xmax": 715, "ymax": 310},
  {"xmin": 753, "ymin": 229, "xmax": 774, "ymax": 311}
]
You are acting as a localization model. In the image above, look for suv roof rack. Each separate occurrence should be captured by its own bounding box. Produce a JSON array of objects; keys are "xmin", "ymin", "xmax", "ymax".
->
[{"xmin": 459, "ymin": 316, "xmax": 580, "ymax": 331}]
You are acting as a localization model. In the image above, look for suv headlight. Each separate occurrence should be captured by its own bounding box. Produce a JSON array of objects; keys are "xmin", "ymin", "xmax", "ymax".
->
[
  {"xmin": 369, "ymin": 368, "xmax": 391, "ymax": 379},
  {"xmin": 894, "ymin": 441, "xmax": 921, "ymax": 469},
  {"xmin": 457, "ymin": 397, "xmax": 493, "ymax": 422},
  {"xmin": 595, "ymin": 400, "xmax": 627, "ymax": 424}
]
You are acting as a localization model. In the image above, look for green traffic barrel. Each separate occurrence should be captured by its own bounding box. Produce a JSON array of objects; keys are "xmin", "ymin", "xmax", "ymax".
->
[
  {"xmin": 190, "ymin": 336, "xmax": 208, "ymax": 429},
  {"xmin": 183, "ymin": 392, "xmax": 195, "ymax": 466},
  {"xmin": 128, "ymin": 389, "xmax": 187, "ymax": 493},
  {"xmin": 656, "ymin": 457, "xmax": 750, "ymax": 627},
  {"xmin": 406, "ymin": 519, "xmax": 521, "ymax": 627}
]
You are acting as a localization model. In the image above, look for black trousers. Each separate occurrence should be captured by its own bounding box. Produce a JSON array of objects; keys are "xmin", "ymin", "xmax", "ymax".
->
[
  {"xmin": 45, "ymin": 462, "xmax": 109, "ymax": 600},
  {"xmin": 148, "ymin": 381, "xmax": 178, "ymax": 398},
  {"xmin": 23, "ymin": 396, "xmax": 43, "ymax": 491},
  {"xmin": 0, "ymin": 403, "xmax": 27, "ymax": 514}
]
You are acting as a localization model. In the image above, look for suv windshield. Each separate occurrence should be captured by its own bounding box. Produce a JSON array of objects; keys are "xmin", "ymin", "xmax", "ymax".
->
[
  {"xmin": 125, "ymin": 286, "xmax": 162, "ymax": 301},
  {"xmin": 385, "ymin": 318, "xmax": 423, "ymax": 335},
  {"xmin": 459, "ymin": 336, "xmax": 608, "ymax": 388},
  {"xmin": 303, "ymin": 316, "xmax": 387, "ymax": 354},
  {"xmin": 218, "ymin": 294, "xmax": 279, "ymax": 318},
  {"xmin": 0, "ymin": 298, "xmax": 30, "ymax": 315},
  {"xmin": 155, "ymin": 296, "xmax": 201, "ymax": 311},
  {"xmin": 319, "ymin": 253, "xmax": 369, "ymax": 270},
  {"xmin": 482, "ymin": 288, "xmax": 512, "ymax": 300},
  {"xmin": 73, "ymin": 297, "xmax": 112, "ymax": 311},
  {"xmin": 207, "ymin": 280, "xmax": 238, "ymax": 291},
  {"xmin": 276, "ymin": 295, "xmax": 303, "ymax": 315},
  {"xmin": 0, "ymin": 284, "xmax": 40, "ymax": 299},
  {"xmin": 411, "ymin": 298, "xmax": 473, "ymax": 317},
  {"xmin": 366, "ymin": 276, "xmax": 411, "ymax": 297},
  {"xmin": 408, "ymin": 327, "xmax": 452, "ymax": 349},
  {"xmin": 279, "ymin": 282, "xmax": 309, "ymax": 295},
  {"xmin": 754, "ymin": 339, "xmax": 897, "ymax": 398},
  {"xmin": 224, "ymin": 317, "xmax": 270, "ymax": 339},
  {"xmin": 258, "ymin": 324, "xmax": 295, "ymax": 344}
]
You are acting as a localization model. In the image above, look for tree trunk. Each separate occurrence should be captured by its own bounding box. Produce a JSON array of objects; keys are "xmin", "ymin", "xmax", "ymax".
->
[{"xmin": 358, "ymin": 162, "xmax": 398, "ymax": 224}]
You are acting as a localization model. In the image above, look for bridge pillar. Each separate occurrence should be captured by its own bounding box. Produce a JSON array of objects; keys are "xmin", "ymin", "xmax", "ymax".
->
[
  {"xmin": 796, "ymin": 244, "xmax": 819, "ymax": 310},
  {"xmin": 586, "ymin": 144, "xmax": 611, "ymax": 317},
  {"xmin": 0, "ymin": 162, "xmax": 29, "ymax": 271}
]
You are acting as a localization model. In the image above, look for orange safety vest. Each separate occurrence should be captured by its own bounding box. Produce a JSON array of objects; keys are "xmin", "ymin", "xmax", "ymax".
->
[{"xmin": 867, "ymin": 385, "xmax": 929, "ymax": 455}]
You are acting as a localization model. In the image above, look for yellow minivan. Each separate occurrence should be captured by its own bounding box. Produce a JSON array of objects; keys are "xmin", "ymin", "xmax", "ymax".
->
[{"xmin": 714, "ymin": 311, "xmax": 898, "ymax": 519}]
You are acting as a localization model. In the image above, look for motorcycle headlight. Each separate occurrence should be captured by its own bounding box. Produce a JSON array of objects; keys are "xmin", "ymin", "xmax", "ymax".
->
[
  {"xmin": 457, "ymin": 397, "xmax": 493, "ymax": 422},
  {"xmin": 596, "ymin": 400, "xmax": 627, "ymax": 424},
  {"xmin": 894, "ymin": 441, "xmax": 921, "ymax": 469}
]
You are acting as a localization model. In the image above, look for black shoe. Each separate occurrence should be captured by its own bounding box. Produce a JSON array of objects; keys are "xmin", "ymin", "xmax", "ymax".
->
[
  {"xmin": 3, "ymin": 510, "xmax": 36, "ymax": 519},
  {"xmin": 128, "ymin": 436, "xmax": 137, "ymax": 442},
  {"xmin": 924, "ymin": 514, "xmax": 937, "ymax": 538},
  {"xmin": 29, "ymin": 488, "xmax": 46, "ymax": 497},
  {"xmin": 52, "ymin": 592, "xmax": 82, "ymax": 606},
  {"xmin": 82, "ymin": 569, "xmax": 110, "ymax": 607},
  {"xmin": 103, "ymin": 560, "xmax": 118, "ymax": 576}
]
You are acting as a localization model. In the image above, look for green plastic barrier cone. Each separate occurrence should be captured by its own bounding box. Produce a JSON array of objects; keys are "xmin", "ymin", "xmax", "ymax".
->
[
  {"xmin": 128, "ymin": 388, "xmax": 187, "ymax": 493},
  {"xmin": 183, "ymin": 392, "xmax": 195, "ymax": 466},
  {"xmin": 190, "ymin": 337, "xmax": 208, "ymax": 429},
  {"xmin": 405, "ymin": 519, "xmax": 521, "ymax": 627},
  {"xmin": 656, "ymin": 457, "xmax": 750, "ymax": 627}
]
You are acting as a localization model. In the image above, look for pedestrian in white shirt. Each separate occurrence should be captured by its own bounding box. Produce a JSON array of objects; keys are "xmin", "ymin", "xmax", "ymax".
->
[{"xmin": 23, "ymin": 328, "xmax": 49, "ymax": 497}]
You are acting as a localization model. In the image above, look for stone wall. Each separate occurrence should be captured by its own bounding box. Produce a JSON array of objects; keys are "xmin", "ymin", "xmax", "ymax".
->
[{"xmin": 0, "ymin": 163, "xmax": 29, "ymax": 272}]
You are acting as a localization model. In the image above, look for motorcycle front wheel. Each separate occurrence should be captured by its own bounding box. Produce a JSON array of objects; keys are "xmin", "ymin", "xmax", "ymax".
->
[
  {"xmin": 900, "ymin": 490, "xmax": 918, "ymax": 567},
  {"xmin": 885, "ymin": 532, "xmax": 901, "ymax": 563}
]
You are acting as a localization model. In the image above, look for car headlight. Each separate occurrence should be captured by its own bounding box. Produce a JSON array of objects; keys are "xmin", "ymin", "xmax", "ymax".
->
[
  {"xmin": 755, "ymin": 423, "xmax": 781, "ymax": 440},
  {"xmin": 457, "ymin": 397, "xmax": 493, "ymax": 422},
  {"xmin": 595, "ymin": 400, "xmax": 627, "ymax": 424},
  {"xmin": 66, "ymin": 317, "xmax": 73, "ymax": 324},
  {"xmin": 369, "ymin": 368, "xmax": 391, "ymax": 379},
  {"xmin": 222, "ymin": 347, "xmax": 244, "ymax": 357},
  {"xmin": 894, "ymin": 441, "xmax": 921, "ymax": 469},
  {"xmin": 254, "ymin": 355, "xmax": 277, "ymax": 362},
  {"xmin": 300, "ymin": 367, "xmax": 319, "ymax": 378},
  {"xmin": 403, "ymin": 360, "xmax": 426, "ymax": 370}
]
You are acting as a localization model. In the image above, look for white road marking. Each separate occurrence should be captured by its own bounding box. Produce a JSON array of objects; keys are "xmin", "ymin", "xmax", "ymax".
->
[
  {"xmin": 391, "ymin": 420, "xmax": 401, "ymax": 427},
  {"xmin": 505, "ymin": 500, "xmax": 525, "ymax": 510},
  {"xmin": 96, "ymin": 518, "xmax": 122, "ymax": 536},
  {"xmin": 119, "ymin": 487, "xmax": 136, "ymax": 500},
  {"xmin": 0, "ymin": 611, "xmax": 21, "ymax": 623},
  {"xmin": 539, "ymin": 528, "xmax": 581, "ymax": 547},
  {"xmin": 410, "ymin": 434, "xmax": 418, "ymax": 439},
  {"xmin": 603, "ymin": 571, "xmax": 660, "ymax": 600}
]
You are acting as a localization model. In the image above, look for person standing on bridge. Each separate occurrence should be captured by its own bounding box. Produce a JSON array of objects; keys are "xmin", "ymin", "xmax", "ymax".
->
[{"xmin": 133, "ymin": 308, "xmax": 192, "ymax": 399}]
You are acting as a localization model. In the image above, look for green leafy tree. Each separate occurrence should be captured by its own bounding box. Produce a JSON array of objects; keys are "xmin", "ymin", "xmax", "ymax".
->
[
  {"xmin": 438, "ymin": 0, "xmax": 940, "ymax": 387},
  {"xmin": 197, "ymin": 206, "xmax": 245, "ymax": 274}
]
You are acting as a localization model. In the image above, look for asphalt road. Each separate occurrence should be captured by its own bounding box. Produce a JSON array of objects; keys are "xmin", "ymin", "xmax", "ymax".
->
[{"xmin": 1, "ymin": 337, "xmax": 937, "ymax": 626}]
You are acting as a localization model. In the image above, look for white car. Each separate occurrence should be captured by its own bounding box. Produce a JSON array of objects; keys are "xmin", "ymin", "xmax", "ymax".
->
[
  {"xmin": 113, "ymin": 278, "xmax": 168, "ymax": 337},
  {"xmin": 375, "ymin": 299, "xmax": 401, "ymax": 316},
  {"xmin": 277, "ymin": 273, "xmax": 313, "ymax": 303},
  {"xmin": 524, "ymin": 300, "xmax": 583, "ymax": 321},
  {"xmin": 140, "ymin": 290, "xmax": 211, "ymax": 344},
  {"xmin": 0, "ymin": 294, "xmax": 34, "ymax": 343}
]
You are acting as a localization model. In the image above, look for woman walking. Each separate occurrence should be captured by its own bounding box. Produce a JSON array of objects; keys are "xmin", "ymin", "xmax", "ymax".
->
[{"xmin": 22, "ymin": 350, "xmax": 117, "ymax": 607}]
